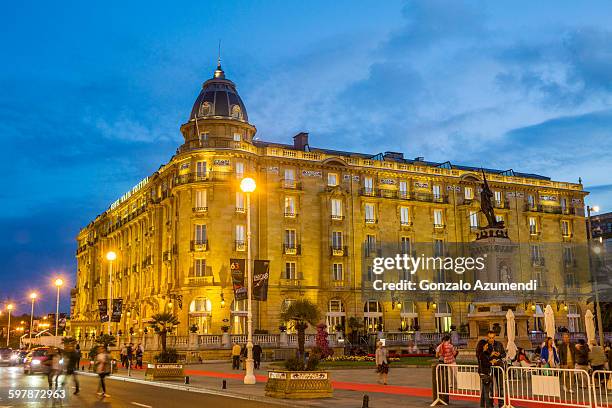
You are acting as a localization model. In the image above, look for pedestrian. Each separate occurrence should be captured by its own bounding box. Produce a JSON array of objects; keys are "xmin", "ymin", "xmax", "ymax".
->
[
  {"xmin": 575, "ymin": 339, "xmax": 590, "ymax": 372},
  {"xmin": 558, "ymin": 333, "xmax": 576, "ymax": 393},
  {"xmin": 540, "ymin": 337, "xmax": 559, "ymax": 368},
  {"xmin": 63, "ymin": 342, "xmax": 80, "ymax": 395},
  {"xmin": 241, "ymin": 344, "xmax": 248, "ymax": 370},
  {"xmin": 485, "ymin": 330, "xmax": 506, "ymax": 408},
  {"xmin": 136, "ymin": 343, "xmax": 143, "ymax": 369},
  {"xmin": 127, "ymin": 343, "xmax": 134, "ymax": 369},
  {"xmin": 589, "ymin": 339, "xmax": 607, "ymax": 374},
  {"xmin": 95, "ymin": 346, "xmax": 111, "ymax": 398},
  {"xmin": 436, "ymin": 334, "xmax": 458, "ymax": 402},
  {"xmin": 375, "ymin": 341, "xmax": 389, "ymax": 385},
  {"xmin": 231, "ymin": 343, "xmax": 241, "ymax": 370},
  {"xmin": 253, "ymin": 343, "xmax": 262, "ymax": 369},
  {"xmin": 120, "ymin": 344, "xmax": 127, "ymax": 368},
  {"xmin": 45, "ymin": 347, "xmax": 62, "ymax": 389},
  {"xmin": 477, "ymin": 338, "xmax": 493, "ymax": 408},
  {"xmin": 75, "ymin": 343, "xmax": 82, "ymax": 369}
]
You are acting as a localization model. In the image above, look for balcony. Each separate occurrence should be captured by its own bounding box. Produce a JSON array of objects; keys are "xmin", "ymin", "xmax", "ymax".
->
[
  {"xmin": 529, "ymin": 227, "xmax": 540, "ymax": 236},
  {"xmin": 330, "ymin": 246, "xmax": 348, "ymax": 257},
  {"xmin": 283, "ymin": 244, "xmax": 301, "ymax": 255},
  {"xmin": 174, "ymin": 171, "xmax": 233, "ymax": 185},
  {"xmin": 331, "ymin": 214, "xmax": 345, "ymax": 221},
  {"xmin": 400, "ymin": 220, "xmax": 413, "ymax": 227},
  {"xmin": 281, "ymin": 179, "xmax": 302, "ymax": 190},
  {"xmin": 191, "ymin": 240, "xmax": 209, "ymax": 252},
  {"xmin": 360, "ymin": 187, "xmax": 376, "ymax": 197},
  {"xmin": 433, "ymin": 223, "xmax": 446, "ymax": 229},
  {"xmin": 193, "ymin": 206, "xmax": 208, "ymax": 213},
  {"xmin": 177, "ymin": 139, "xmax": 258, "ymax": 154},
  {"xmin": 331, "ymin": 280, "xmax": 346, "ymax": 289},
  {"xmin": 378, "ymin": 189, "xmax": 397, "ymax": 199},
  {"xmin": 280, "ymin": 278, "xmax": 302, "ymax": 287},
  {"xmin": 415, "ymin": 192, "xmax": 448, "ymax": 203},
  {"xmin": 365, "ymin": 218, "xmax": 377, "ymax": 225},
  {"xmin": 187, "ymin": 275, "xmax": 214, "ymax": 286},
  {"xmin": 284, "ymin": 211, "xmax": 297, "ymax": 218},
  {"xmin": 531, "ymin": 257, "xmax": 546, "ymax": 267},
  {"xmin": 235, "ymin": 207, "xmax": 246, "ymax": 214},
  {"xmin": 235, "ymin": 240, "xmax": 246, "ymax": 251}
]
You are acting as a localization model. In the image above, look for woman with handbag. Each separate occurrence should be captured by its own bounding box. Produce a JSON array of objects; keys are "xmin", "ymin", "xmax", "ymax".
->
[
  {"xmin": 540, "ymin": 337, "xmax": 560, "ymax": 369},
  {"xmin": 375, "ymin": 341, "xmax": 389, "ymax": 385}
]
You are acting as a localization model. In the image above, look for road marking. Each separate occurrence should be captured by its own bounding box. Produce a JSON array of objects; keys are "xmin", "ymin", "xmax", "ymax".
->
[{"xmin": 131, "ymin": 403, "xmax": 152, "ymax": 408}]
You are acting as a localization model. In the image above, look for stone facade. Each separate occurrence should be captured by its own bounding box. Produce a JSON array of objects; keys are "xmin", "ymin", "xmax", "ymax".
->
[{"xmin": 72, "ymin": 63, "xmax": 591, "ymax": 341}]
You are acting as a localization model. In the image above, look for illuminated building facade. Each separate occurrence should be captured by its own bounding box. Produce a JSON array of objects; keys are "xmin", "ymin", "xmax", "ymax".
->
[{"xmin": 72, "ymin": 63, "xmax": 590, "ymax": 340}]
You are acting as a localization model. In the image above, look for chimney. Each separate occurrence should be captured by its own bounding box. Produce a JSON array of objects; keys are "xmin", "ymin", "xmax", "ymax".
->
[{"xmin": 293, "ymin": 132, "xmax": 309, "ymax": 151}]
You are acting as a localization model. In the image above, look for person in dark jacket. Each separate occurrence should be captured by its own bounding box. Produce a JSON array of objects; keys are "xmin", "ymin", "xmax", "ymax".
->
[
  {"xmin": 479, "ymin": 330, "xmax": 506, "ymax": 408},
  {"xmin": 558, "ymin": 333, "xmax": 576, "ymax": 392},
  {"xmin": 252, "ymin": 344, "xmax": 262, "ymax": 369},
  {"xmin": 575, "ymin": 339, "xmax": 589, "ymax": 371},
  {"xmin": 63, "ymin": 342, "xmax": 80, "ymax": 394},
  {"xmin": 477, "ymin": 338, "xmax": 493, "ymax": 408}
]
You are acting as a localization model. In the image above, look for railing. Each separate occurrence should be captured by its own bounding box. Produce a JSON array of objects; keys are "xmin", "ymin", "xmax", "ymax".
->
[
  {"xmin": 177, "ymin": 139, "xmax": 258, "ymax": 154},
  {"xmin": 330, "ymin": 246, "xmax": 348, "ymax": 256},
  {"xmin": 280, "ymin": 179, "xmax": 302, "ymax": 190},
  {"xmin": 282, "ymin": 244, "xmax": 301, "ymax": 255},
  {"xmin": 174, "ymin": 172, "xmax": 233, "ymax": 185},
  {"xmin": 190, "ymin": 240, "xmax": 208, "ymax": 251}
]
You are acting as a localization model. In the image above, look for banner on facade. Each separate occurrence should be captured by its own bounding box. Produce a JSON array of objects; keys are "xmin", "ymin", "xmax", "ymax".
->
[
  {"xmin": 111, "ymin": 298, "xmax": 123, "ymax": 322},
  {"xmin": 230, "ymin": 258, "xmax": 247, "ymax": 301},
  {"xmin": 253, "ymin": 260, "xmax": 270, "ymax": 301},
  {"xmin": 98, "ymin": 299, "xmax": 108, "ymax": 323}
]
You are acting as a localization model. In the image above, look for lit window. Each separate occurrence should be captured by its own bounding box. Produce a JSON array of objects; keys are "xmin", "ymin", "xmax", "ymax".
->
[
  {"xmin": 400, "ymin": 207, "xmax": 410, "ymax": 225},
  {"xmin": 332, "ymin": 231, "xmax": 343, "ymax": 248},
  {"xmin": 365, "ymin": 203, "xmax": 376, "ymax": 223},
  {"xmin": 194, "ymin": 224, "xmax": 207, "ymax": 243},
  {"xmin": 433, "ymin": 185, "xmax": 441, "ymax": 199},
  {"xmin": 331, "ymin": 199, "xmax": 343, "ymax": 219},
  {"xmin": 196, "ymin": 161, "xmax": 207, "ymax": 179},
  {"xmin": 235, "ymin": 162, "xmax": 244, "ymax": 178},
  {"xmin": 464, "ymin": 186, "xmax": 474, "ymax": 200},
  {"xmin": 327, "ymin": 173, "xmax": 338, "ymax": 186},
  {"xmin": 236, "ymin": 192, "xmax": 245, "ymax": 212},
  {"xmin": 469, "ymin": 211, "xmax": 479, "ymax": 228},
  {"xmin": 399, "ymin": 181, "xmax": 408, "ymax": 198},
  {"xmin": 529, "ymin": 217, "xmax": 538, "ymax": 235},
  {"xmin": 193, "ymin": 259, "xmax": 207, "ymax": 277},
  {"xmin": 562, "ymin": 220, "xmax": 571, "ymax": 237},
  {"xmin": 364, "ymin": 177, "xmax": 374, "ymax": 195},
  {"xmin": 195, "ymin": 190, "xmax": 207, "ymax": 211},
  {"xmin": 233, "ymin": 132, "xmax": 242, "ymax": 142},
  {"xmin": 284, "ymin": 229, "xmax": 296, "ymax": 248},
  {"xmin": 332, "ymin": 263, "xmax": 343, "ymax": 281},
  {"xmin": 433, "ymin": 209, "xmax": 444, "ymax": 227},
  {"xmin": 284, "ymin": 262, "xmax": 297, "ymax": 279},
  {"xmin": 235, "ymin": 225, "xmax": 245, "ymax": 250},
  {"xmin": 284, "ymin": 196, "xmax": 296, "ymax": 216}
]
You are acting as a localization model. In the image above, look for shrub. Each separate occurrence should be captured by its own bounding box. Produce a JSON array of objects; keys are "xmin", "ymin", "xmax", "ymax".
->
[{"xmin": 155, "ymin": 348, "xmax": 178, "ymax": 363}]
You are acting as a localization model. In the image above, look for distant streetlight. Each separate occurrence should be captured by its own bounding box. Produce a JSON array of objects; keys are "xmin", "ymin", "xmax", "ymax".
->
[
  {"xmin": 29, "ymin": 293, "xmax": 37, "ymax": 349},
  {"xmin": 106, "ymin": 251, "xmax": 117, "ymax": 335},
  {"xmin": 5, "ymin": 304, "xmax": 13, "ymax": 347},
  {"xmin": 54, "ymin": 278, "xmax": 64, "ymax": 337},
  {"xmin": 240, "ymin": 177, "xmax": 256, "ymax": 385}
]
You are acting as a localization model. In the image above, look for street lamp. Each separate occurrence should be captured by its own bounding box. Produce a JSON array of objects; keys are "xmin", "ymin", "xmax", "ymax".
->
[
  {"xmin": 5, "ymin": 304, "xmax": 13, "ymax": 347},
  {"xmin": 240, "ymin": 177, "xmax": 256, "ymax": 385},
  {"xmin": 54, "ymin": 278, "xmax": 63, "ymax": 337},
  {"xmin": 29, "ymin": 293, "xmax": 37, "ymax": 349},
  {"xmin": 106, "ymin": 251, "xmax": 117, "ymax": 335},
  {"xmin": 586, "ymin": 205, "xmax": 605, "ymax": 346}
]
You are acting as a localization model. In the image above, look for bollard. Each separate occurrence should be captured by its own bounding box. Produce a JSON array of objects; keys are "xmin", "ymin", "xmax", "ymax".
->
[
  {"xmin": 222, "ymin": 379, "xmax": 227, "ymax": 389},
  {"xmin": 362, "ymin": 394, "xmax": 369, "ymax": 408},
  {"xmin": 184, "ymin": 376, "xmax": 190, "ymax": 385}
]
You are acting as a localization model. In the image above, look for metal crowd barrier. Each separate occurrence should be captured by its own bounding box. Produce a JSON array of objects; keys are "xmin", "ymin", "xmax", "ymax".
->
[
  {"xmin": 431, "ymin": 363, "xmax": 505, "ymax": 406},
  {"xmin": 506, "ymin": 365, "xmax": 591, "ymax": 408},
  {"xmin": 592, "ymin": 370, "xmax": 612, "ymax": 408}
]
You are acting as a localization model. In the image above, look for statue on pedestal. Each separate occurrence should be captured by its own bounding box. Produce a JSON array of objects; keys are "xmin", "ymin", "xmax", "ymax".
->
[{"xmin": 480, "ymin": 169, "xmax": 504, "ymax": 229}]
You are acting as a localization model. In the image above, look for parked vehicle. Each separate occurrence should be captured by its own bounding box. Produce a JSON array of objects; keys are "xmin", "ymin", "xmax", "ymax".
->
[{"xmin": 0, "ymin": 348, "xmax": 16, "ymax": 366}]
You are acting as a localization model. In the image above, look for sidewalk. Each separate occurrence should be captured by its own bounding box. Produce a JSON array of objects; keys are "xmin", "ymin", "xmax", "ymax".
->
[{"xmin": 97, "ymin": 362, "xmax": 482, "ymax": 408}]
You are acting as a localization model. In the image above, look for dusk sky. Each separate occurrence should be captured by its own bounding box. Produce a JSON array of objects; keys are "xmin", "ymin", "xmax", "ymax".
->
[{"xmin": 1, "ymin": 0, "xmax": 611, "ymax": 314}]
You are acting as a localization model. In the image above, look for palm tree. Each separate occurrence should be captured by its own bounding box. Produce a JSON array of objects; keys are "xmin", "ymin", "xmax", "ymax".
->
[
  {"xmin": 279, "ymin": 299, "xmax": 320, "ymax": 357},
  {"xmin": 149, "ymin": 312, "xmax": 180, "ymax": 353},
  {"xmin": 95, "ymin": 334, "xmax": 117, "ymax": 348}
]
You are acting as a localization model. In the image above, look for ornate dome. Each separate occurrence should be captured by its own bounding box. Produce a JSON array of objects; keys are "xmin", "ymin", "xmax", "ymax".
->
[{"xmin": 189, "ymin": 61, "xmax": 248, "ymax": 122}]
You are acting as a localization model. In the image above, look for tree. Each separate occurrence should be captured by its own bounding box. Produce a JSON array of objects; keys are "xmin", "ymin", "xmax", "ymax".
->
[
  {"xmin": 95, "ymin": 334, "xmax": 116, "ymax": 348},
  {"xmin": 279, "ymin": 299, "xmax": 320, "ymax": 357},
  {"xmin": 347, "ymin": 317, "xmax": 363, "ymax": 344},
  {"xmin": 149, "ymin": 312, "xmax": 180, "ymax": 353}
]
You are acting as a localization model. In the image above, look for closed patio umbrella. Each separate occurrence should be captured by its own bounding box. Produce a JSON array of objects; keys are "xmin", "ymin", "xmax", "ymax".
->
[
  {"xmin": 585, "ymin": 309, "xmax": 596, "ymax": 345},
  {"xmin": 505, "ymin": 309, "xmax": 518, "ymax": 360},
  {"xmin": 544, "ymin": 304, "xmax": 555, "ymax": 340}
]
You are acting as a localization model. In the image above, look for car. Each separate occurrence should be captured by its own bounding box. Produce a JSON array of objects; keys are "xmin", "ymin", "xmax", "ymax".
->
[
  {"xmin": 23, "ymin": 347, "xmax": 52, "ymax": 375},
  {"xmin": 0, "ymin": 348, "xmax": 16, "ymax": 366}
]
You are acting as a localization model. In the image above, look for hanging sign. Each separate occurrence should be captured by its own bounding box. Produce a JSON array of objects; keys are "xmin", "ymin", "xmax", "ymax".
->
[
  {"xmin": 253, "ymin": 260, "xmax": 270, "ymax": 301},
  {"xmin": 230, "ymin": 259, "xmax": 247, "ymax": 301},
  {"xmin": 98, "ymin": 299, "xmax": 109, "ymax": 323},
  {"xmin": 111, "ymin": 298, "xmax": 123, "ymax": 322}
]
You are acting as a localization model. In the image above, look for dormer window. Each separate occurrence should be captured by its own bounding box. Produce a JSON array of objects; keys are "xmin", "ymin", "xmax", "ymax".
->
[
  {"xmin": 231, "ymin": 105, "xmax": 242, "ymax": 119},
  {"xmin": 199, "ymin": 102, "xmax": 212, "ymax": 116}
]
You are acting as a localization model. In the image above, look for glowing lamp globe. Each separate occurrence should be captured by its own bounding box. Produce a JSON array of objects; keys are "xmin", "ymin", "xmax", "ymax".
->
[{"xmin": 240, "ymin": 177, "xmax": 256, "ymax": 193}]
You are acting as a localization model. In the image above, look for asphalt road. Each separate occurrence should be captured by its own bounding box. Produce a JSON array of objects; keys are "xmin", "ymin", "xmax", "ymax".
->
[{"xmin": 0, "ymin": 366, "xmax": 276, "ymax": 408}]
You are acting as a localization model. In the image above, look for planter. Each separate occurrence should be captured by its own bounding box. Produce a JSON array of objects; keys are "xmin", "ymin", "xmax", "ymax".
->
[
  {"xmin": 144, "ymin": 363, "xmax": 184, "ymax": 380},
  {"xmin": 265, "ymin": 370, "xmax": 333, "ymax": 399}
]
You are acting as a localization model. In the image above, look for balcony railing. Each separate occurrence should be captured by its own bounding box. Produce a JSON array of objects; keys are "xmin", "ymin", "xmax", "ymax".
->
[
  {"xmin": 283, "ymin": 244, "xmax": 301, "ymax": 255},
  {"xmin": 284, "ymin": 211, "xmax": 297, "ymax": 218},
  {"xmin": 174, "ymin": 172, "xmax": 233, "ymax": 185},
  {"xmin": 193, "ymin": 206, "xmax": 208, "ymax": 213},
  {"xmin": 531, "ymin": 257, "xmax": 546, "ymax": 267},
  {"xmin": 187, "ymin": 275, "xmax": 214, "ymax": 285},
  {"xmin": 235, "ymin": 207, "xmax": 246, "ymax": 214},
  {"xmin": 281, "ymin": 179, "xmax": 302, "ymax": 190},
  {"xmin": 331, "ymin": 214, "xmax": 345, "ymax": 221},
  {"xmin": 360, "ymin": 187, "xmax": 376, "ymax": 197},
  {"xmin": 235, "ymin": 240, "xmax": 246, "ymax": 251},
  {"xmin": 191, "ymin": 240, "xmax": 209, "ymax": 252},
  {"xmin": 330, "ymin": 246, "xmax": 348, "ymax": 257},
  {"xmin": 280, "ymin": 278, "xmax": 302, "ymax": 287},
  {"xmin": 365, "ymin": 218, "xmax": 377, "ymax": 224}
]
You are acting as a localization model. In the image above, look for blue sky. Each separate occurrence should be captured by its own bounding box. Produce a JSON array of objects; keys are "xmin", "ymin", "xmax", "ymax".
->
[{"xmin": 1, "ymin": 0, "xmax": 611, "ymax": 313}]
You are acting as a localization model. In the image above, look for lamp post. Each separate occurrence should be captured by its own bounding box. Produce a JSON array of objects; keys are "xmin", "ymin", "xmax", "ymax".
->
[
  {"xmin": 29, "ymin": 293, "xmax": 37, "ymax": 349},
  {"xmin": 5, "ymin": 304, "xmax": 12, "ymax": 347},
  {"xmin": 240, "ymin": 177, "xmax": 256, "ymax": 385},
  {"xmin": 586, "ymin": 205, "xmax": 605, "ymax": 346},
  {"xmin": 106, "ymin": 251, "xmax": 117, "ymax": 335},
  {"xmin": 54, "ymin": 278, "xmax": 63, "ymax": 337}
]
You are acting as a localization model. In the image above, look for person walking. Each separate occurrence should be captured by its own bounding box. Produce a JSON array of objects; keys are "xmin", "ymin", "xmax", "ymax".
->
[
  {"xmin": 575, "ymin": 339, "xmax": 590, "ymax": 371},
  {"xmin": 45, "ymin": 348, "xmax": 62, "ymax": 389},
  {"xmin": 375, "ymin": 341, "xmax": 389, "ymax": 385},
  {"xmin": 120, "ymin": 344, "xmax": 127, "ymax": 368},
  {"xmin": 589, "ymin": 339, "xmax": 607, "ymax": 387},
  {"xmin": 231, "ymin": 343, "xmax": 241, "ymax": 370},
  {"xmin": 95, "ymin": 346, "xmax": 111, "ymax": 398},
  {"xmin": 63, "ymin": 342, "xmax": 80, "ymax": 395},
  {"xmin": 252, "ymin": 343, "xmax": 262, "ymax": 369},
  {"xmin": 135, "ymin": 343, "xmax": 143, "ymax": 369},
  {"xmin": 558, "ymin": 333, "xmax": 576, "ymax": 393},
  {"xmin": 436, "ymin": 334, "xmax": 458, "ymax": 402},
  {"xmin": 126, "ymin": 343, "xmax": 134, "ymax": 369},
  {"xmin": 482, "ymin": 330, "xmax": 506, "ymax": 408}
]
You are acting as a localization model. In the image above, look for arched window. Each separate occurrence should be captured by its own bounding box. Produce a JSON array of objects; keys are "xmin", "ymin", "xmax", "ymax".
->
[
  {"xmin": 400, "ymin": 301, "xmax": 419, "ymax": 331},
  {"xmin": 326, "ymin": 299, "xmax": 345, "ymax": 332},
  {"xmin": 231, "ymin": 105, "xmax": 242, "ymax": 119},
  {"xmin": 199, "ymin": 102, "xmax": 212, "ymax": 116},
  {"xmin": 231, "ymin": 299, "xmax": 248, "ymax": 334},
  {"xmin": 189, "ymin": 297, "xmax": 212, "ymax": 334},
  {"xmin": 435, "ymin": 302, "xmax": 452, "ymax": 333},
  {"xmin": 364, "ymin": 300, "xmax": 383, "ymax": 333}
]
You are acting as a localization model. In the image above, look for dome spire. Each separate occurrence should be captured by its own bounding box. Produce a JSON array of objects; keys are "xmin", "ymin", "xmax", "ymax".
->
[{"xmin": 214, "ymin": 40, "xmax": 225, "ymax": 79}]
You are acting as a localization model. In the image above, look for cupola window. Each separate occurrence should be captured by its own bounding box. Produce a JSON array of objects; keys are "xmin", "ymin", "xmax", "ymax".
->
[
  {"xmin": 200, "ymin": 102, "xmax": 212, "ymax": 116},
  {"xmin": 231, "ymin": 105, "xmax": 242, "ymax": 119}
]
